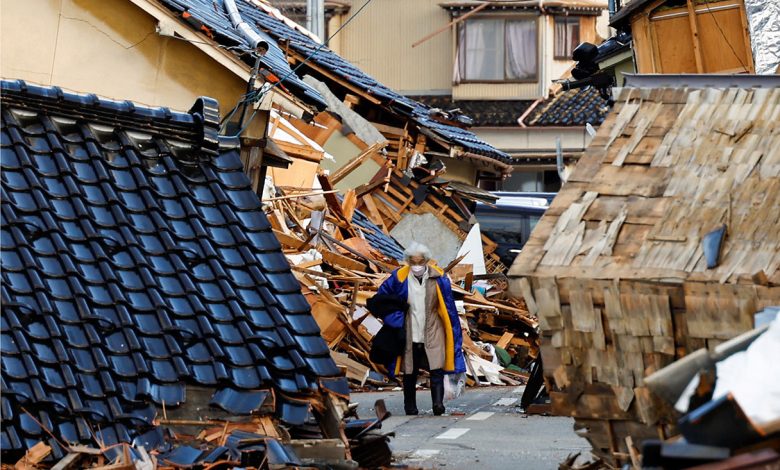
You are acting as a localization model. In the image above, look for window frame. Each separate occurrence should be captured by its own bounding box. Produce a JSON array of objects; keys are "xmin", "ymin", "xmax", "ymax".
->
[
  {"xmin": 455, "ymin": 15, "xmax": 539, "ymax": 84},
  {"xmin": 553, "ymin": 16, "xmax": 581, "ymax": 60}
]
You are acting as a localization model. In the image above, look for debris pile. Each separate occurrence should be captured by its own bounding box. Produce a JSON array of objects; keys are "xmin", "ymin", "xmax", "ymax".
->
[
  {"xmin": 639, "ymin": 310, "xmax": 780, "ymax": 468},
  {"xmin": 263, "ymin": 173, "xmax": 540, "ymax": 390}
]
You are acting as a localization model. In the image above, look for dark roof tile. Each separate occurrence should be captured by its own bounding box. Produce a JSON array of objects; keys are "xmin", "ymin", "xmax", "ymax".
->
[
  {"xmin": 0, "ymin": 79, "xmax": 338, "ymax": 460},
  {"xmin": 525, "ymin": 87, "xmax": 609, "ymax": 127},
  {"xmin": 409, "ymin": 96, "xmax": 535, "ymax": 127}
]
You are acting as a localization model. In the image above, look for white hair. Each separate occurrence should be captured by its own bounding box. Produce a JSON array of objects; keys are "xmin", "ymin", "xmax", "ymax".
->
[{"xmin": 403, "ymin": 242, "xmax": 432, "ymax": 263}]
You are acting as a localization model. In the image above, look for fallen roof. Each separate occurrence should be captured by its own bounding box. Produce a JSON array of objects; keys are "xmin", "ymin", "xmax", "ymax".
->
[
  {"xmin": 0, "ymin": 79, "xmax": 343, "ymax": 461},
  {"xmin": 156, "ymin": 0, "xmax": 512, "ymax": 167},
  {"xmin": 159, "ymin": 0, "xmax": 327, "ymax": 111},
  {"xmin": 524, "ymin": 86, "xmax": 610, "ymax": 127},
  {"xmin": 510, "ymin": 85, "xmax": 780, "ymax": 283},
  {"xmin": 350, "ymin": 209, "xmax": 406, "ymax": 262},
  {"xmin": 508, "ymin": 83, "xmax": 780, "ymax": 466}
]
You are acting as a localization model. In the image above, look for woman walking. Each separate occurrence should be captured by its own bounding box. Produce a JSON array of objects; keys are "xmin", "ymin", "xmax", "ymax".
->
[{"xmin": 373, "ymin": 242, "xmax": 465, "ymax": 415}]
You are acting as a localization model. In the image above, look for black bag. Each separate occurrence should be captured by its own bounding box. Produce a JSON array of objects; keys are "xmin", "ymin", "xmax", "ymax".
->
[
  {"xmin": 367, "ymin": 294, "xmax": 408, "ymax": 364},
  {"xmin": 369, "ymin": 325, "xmax": 406, "ymax": 364},
  {"xmin": 366, "ymin": 294, "xmax": 408, "ymax": 319}
]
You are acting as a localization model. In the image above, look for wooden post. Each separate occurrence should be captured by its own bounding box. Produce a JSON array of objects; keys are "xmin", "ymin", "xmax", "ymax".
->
[
  {"xmin": 737, "ymin": 0, "xmax": 756, "ymax": 73},
  {"xmin": 686, "ymin": 0, "xmax": 704, "ymax": 73}
]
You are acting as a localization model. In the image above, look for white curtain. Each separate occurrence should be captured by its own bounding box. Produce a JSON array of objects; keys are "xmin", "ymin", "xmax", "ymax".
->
[
  {"xmin": 454, "ymin": 23, "xmax": 466, "ymax": 83},
  {"xmin": 555, "ymin": 19, "xmax": 568, "ymax": 58},
  {"xmin": 506, "ymin": 19, "xmax": 537, "ymax": 79},
  {"xmin": 454, "ymin": 19, "xmax": 503, "ymax": 81}
]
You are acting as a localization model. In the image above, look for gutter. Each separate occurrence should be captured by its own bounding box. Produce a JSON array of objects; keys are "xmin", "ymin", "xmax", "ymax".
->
[
  {"xmin": 517, "ymin": 98, "xmax": 544, "ymax": 127},
  {"xmin": 224, "ymin": 0, "xmax": 268, "ymax": 50}
]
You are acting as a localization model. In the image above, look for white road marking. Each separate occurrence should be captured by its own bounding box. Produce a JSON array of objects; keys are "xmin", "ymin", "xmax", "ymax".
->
[
  {"xmin": 409, "ymin": 449, "xmax": 441, "ymax": 459},
  {"xmin": 435, "ymin": 427, "xmax": 470, "ymax": 439},
  {"xmin": 493, "ymin": 397, "xmax": 518, "ymax": 406},
  {"xmin": 466, "ymin": 411, "xmax": 494, "ymax": 421}
]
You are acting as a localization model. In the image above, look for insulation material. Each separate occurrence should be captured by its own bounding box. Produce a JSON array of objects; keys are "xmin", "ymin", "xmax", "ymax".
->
[{"xmin": 744, "ymin": 0, "xmax": 780, "ymax": 74}]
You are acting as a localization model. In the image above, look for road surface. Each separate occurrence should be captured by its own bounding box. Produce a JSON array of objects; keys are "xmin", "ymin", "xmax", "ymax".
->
[{"xmin": 351, "ymin": 385, "xmax": 593, "ymax": 469}]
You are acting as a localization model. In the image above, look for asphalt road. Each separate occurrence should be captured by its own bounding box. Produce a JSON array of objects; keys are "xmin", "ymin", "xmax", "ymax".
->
[{"xmin": 351, "ymin": 385, "xmax": 592, "ymax": 469}]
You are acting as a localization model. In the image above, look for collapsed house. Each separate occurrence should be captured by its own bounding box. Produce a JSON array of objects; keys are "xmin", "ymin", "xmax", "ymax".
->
[
  {"xmin": 152, "ymin": 0, "xmax": 513, "ymax": 273},
  {"xmin": 0, "ymin": 80, "xmax": 360, "ymax": 468},
  {"xmin": 509, "ymin": 78, "xmax": 780, "ymax": 465}
]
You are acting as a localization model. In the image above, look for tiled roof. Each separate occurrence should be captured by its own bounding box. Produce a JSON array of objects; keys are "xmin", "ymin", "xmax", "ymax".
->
[
  {"xmin": 160, "ymin": 0, "xmax": 327, "ymax": 110},
  {"xmin": 524, "ymin": 87, "xmax": 609, "ymax": 127},
  {"xmin": 157, "ymin": 0, "xmax": 512, "ymax": 166},
  {"xmin": 0, "ymin": 79, "xmax": 343, "ymax": 461},
  {"xmin": 409, "ymin": 96, "xmax": 535, "ymax": 127},
  {"xmin": 351, "ymin": 209, "xmax": 405, "ymax": 261}
]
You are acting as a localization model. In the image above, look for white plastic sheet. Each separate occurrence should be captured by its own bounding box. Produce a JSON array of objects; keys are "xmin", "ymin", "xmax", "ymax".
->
[
  {"xmin": 444, "ymin": 373, "xmax": 467, "ymax": 401},
  {"xmin": 711, "ymin": 314, "xmax": 780, "ymax": 426}
]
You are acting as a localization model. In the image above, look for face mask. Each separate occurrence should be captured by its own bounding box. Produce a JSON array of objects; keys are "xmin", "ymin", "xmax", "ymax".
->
[{"xmin": 410, "ymin": 265, "xmax": 426, "ymax": 275}]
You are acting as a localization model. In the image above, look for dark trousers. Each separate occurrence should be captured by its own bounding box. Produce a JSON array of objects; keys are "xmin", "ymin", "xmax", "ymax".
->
[{"xmin": 403, "ymin": 343, "xmax": 445, "ymax": 414}]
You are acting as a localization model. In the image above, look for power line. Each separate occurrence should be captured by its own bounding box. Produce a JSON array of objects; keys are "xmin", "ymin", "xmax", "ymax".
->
[{"xmin": 702, "ymin": 0, "xmax": 749, "ymax": 72}]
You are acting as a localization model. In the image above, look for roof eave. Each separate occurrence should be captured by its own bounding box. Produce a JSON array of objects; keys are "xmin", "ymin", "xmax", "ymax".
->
[{"xmin": 131, "ymin": 0, "xmax": 322, "ymax": 116}]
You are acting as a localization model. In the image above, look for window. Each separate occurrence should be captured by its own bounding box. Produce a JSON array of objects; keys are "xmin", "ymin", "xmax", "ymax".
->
[
  {"xmin": 554, "ymin": 16, "xmax": 580, "ymax": 60},
  {"xmin": 454, "ymin": 17, "xmax": 538, "ymax": 83},
  {"xmin": 501, "ymin": 170, "xmax": 561, "ymax": 192}
]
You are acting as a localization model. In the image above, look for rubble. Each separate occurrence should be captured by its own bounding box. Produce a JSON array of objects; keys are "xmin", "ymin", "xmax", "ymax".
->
[
  {"xmin": 639, "ymin": 312, "xmax": 780, "ymax": 468},
  {"xmin": 259, "ymin": 171, "xmax": 540, "ymax": 391}
]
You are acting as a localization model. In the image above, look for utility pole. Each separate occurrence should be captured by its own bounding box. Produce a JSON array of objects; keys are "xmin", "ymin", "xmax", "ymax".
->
[{"xmin": 306, "ymin": 0, "xmax": 325, "ymax": 39}]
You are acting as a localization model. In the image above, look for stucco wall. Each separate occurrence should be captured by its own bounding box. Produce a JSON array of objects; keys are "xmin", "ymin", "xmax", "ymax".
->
[{"xmin": 1, "ymin": 0, "xmax": 247, "ymax": 115}]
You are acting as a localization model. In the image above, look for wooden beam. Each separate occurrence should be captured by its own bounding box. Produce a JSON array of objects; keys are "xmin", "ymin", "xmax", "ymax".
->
[
  {"xmin": 330, "ymin": 141, "xmax": 385, "ymax": 185},
  {"xmin": 272, "ymin": 229, "xmax": 306, "ymax": 249},
  {"xmin": 478, "ymin": 331, "xmax": 532, "ymax": 349},
  {"xmin": 272, "ymin": 139, "xmax": 324, "ymax": 163},
  {"xmin": 361, "ymin": 195, "xmax": 387, "ymax": 231},
  {"xmin": 411, "ymin": 1, "xmax": 490, "ymax": 48},
  {"xmin": 368, "ymin": 121, "xmax": 405, "ymax": 137},
  {"xmin": 321, "ymin": 250, "xmax": 368, "ymax": 272},
  {"xmin": 686, "ymin": 0, "xmax": 704, "ymax": 73}
]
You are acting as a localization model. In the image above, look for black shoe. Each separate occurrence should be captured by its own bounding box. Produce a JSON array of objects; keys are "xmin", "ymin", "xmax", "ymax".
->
[
  {"xmin": 432, "ymin": 404, "xmax": 445, "ymax": 416},
  {"xmin": 405, "ymin": 408, "xmax": 419, "ymax": 416}
]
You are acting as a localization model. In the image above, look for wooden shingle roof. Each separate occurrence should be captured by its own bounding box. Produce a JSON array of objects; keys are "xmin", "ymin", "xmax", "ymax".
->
[{"xmin": 511, "ymin": 86, "xmax": 780, "ymax": 284}]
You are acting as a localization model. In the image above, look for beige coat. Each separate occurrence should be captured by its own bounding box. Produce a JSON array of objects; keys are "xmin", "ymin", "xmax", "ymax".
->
[{"xmin": 402, "ymin": 266, "xmax": 446, "ymax": 374}]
